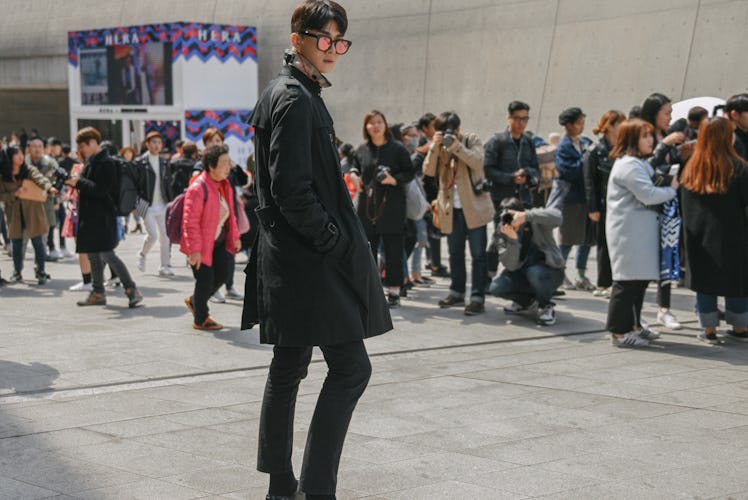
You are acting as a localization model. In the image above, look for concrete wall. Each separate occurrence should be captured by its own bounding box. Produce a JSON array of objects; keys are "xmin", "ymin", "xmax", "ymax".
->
[{"xmin": 1, "ymin": 0, "xmax": 747, "ymax": 145}]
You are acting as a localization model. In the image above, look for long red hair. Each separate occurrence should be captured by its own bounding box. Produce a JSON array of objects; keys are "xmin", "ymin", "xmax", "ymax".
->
[{"xmin": 681, "ymin": 117, "xmax": 743, "ymax": 195}]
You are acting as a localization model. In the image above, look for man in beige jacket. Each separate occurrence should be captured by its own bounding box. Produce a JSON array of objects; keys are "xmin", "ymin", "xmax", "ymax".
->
[{"xmin": 423, "ymin": 111, "xmax": 495, "ymax": 315}]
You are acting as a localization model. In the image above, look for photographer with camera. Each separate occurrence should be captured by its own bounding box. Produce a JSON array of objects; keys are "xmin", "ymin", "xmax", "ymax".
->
[
  {"xmin": 350, "ymin": 110, "xmax": 415, "ymax": 307},
  {"xmin": 483, "ymin": 101, "xmax": 540, "ymax": 277},
  {"xmin": 488, "ymin": 197, "xmax": 564, "ymax": 325},
  {"xmin": 27, "ymin": 136, "xmax": 66, "ymax": 261},
  {"xmin": 424, "ymin": 111, "xmax": 494, "ymax": 315},
  {"xmin": 0, "ymin": 145, "xmax": 57, "ymax": 284}
]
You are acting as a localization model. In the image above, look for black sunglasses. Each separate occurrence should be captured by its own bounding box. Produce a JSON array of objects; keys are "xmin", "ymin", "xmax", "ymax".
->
[{"xmin": 300, "ymin": 31, "xmax": 352, "ymax": 55}]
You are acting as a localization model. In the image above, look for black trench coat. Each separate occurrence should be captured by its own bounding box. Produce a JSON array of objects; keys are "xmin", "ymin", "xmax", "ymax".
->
[
  {"xmin": 242, "ymin": 65, "xmax": 393, "ymax": 346},
  {"xmin": 681, "ymin": 161, "xmax": 748, "ymax": 296},
  {"xmin": 76, "ymin": 149, "xmax": 119, "ymax": 254}
]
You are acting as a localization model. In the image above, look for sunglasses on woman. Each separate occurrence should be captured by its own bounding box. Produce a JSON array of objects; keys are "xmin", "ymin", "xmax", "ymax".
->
[{"xmin": 301, "ymin": 31, "xmax": 352, "ymax": 55}]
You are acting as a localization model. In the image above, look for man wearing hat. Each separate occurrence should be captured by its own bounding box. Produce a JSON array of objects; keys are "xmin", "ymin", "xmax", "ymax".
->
[{"xmin": 135, "ymin": 131, "xmax": 175, "ymax": 276}]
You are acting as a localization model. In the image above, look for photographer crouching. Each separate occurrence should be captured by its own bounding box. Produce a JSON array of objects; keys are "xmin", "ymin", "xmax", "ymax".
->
[
  {"xmin": 423, "ymin": 111, "xmax": 494, "ymax": 315},
  {"xmin": 488, "ymin": 197, "xmax": 564, "ymax": 326}
]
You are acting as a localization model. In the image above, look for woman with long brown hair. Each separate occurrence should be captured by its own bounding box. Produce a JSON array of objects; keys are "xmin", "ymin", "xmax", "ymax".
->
[
  {"xmin": 680, "ymin": 117, "xmax": 748, "ymax": 344},
  {"xmin": 349, "ymin": 110, "xmax": 414, "ymax": 307},
  {"xmin": 605, "ymin": 119, "xmax": 678, "ymax": 347},
  {"xmin": 584, "ymin": 109, "xmax": 625, "ymax": 297}
]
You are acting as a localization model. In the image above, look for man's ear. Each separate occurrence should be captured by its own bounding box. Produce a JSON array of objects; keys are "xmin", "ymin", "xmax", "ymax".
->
[{"xmin": 289, "ymin": 32, "xmax": 302, "ymax": 51}]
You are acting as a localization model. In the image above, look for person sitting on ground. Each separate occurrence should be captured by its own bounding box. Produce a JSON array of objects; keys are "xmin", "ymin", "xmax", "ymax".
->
[{"xmin": 488, "ymin": 197, "xmax": 565, "ymax": 326}]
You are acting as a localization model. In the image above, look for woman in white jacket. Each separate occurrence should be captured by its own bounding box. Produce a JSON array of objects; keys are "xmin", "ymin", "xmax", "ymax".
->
[{"xmin": 606, "ymin": 119, "xmax": 678, "ymax": 347}]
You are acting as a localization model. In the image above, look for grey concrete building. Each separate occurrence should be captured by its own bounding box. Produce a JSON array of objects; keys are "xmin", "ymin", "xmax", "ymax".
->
[{"xmin": 1, "ymin": 0, "xmax": 747, "ymax": 145}]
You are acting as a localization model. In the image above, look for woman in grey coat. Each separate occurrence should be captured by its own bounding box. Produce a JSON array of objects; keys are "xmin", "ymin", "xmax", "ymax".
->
[{"xmin": 605, "ymin": 119, "xmax": 678, "ymax": 347}]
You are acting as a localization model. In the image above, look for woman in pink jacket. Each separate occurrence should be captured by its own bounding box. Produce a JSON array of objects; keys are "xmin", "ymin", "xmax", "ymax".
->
[{"xmin": 181, "ymin": 144, "xmax": 241, "ymax": 330}]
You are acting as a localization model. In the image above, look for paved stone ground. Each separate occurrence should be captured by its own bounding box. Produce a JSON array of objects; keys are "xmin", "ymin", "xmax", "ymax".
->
[{"xmin": 1, "ymin": 234, "xmax": 748, "ymax": 499}]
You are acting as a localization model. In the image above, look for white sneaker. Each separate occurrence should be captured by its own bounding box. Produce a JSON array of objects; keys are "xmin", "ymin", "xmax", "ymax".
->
[
  {"xmin": 592, "ymin": 287, "xmax": 610, "ymax": 297},
  {"xmin": 69, "ymin": 281, "xmax": 93, "ymax": 292},
  {"xmin": 158, "ymin": 266, "xmax": 175, "ymax": 277},
  {"xmin": 137, "ymin": 253, "xmax": 146, "ymax": 272},
  {"xmin": 226, "ymin": 286, "xmax": 244, "ymax": 299},
  {"xmin": 235, "ymin": 252, "xmax": 249, "ymax": 264},
  {"xmin": 537, "ymin": 304, "xmax": 556, "ymax": 326},
  {"xmin": 611, "ymin": 331, "xmax": 650, "ymax": 348},
  {"xmin": 504, "ymin": 301, "xmax": 529, "ymax": 314},
  {"xmin": 48, "ymin": 249, "xmax": 62, "ymax": 259},
  {"xmin": 210, "ymin": 290, "xmax": 226, "ymax": 303},
  {"xmin": 638, "ymin": 326, "xmax": 661, "ymax": 340},
  {"xmin": 61, "ymin": 248, "xmax": 75, "ymax": 259},
  {"xmin": 657, "ymin": 308, "xmax": 682, "ymax": 330}
]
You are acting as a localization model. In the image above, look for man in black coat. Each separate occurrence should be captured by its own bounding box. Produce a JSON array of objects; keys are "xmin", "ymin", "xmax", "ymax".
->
[
  {"xmin": 483, "ymin": 101, "xmax": 540, "ymax": 275},
  {"xmin": 66, "ymin": 126, "xmax": 142, "ymax": 308},
  {"xmin": 242, "ymin": 3, "xmax": 391, "ymax": 500},
  {"xmin": 726, "ymin": 93, "xmax": 748, "ymax": 162}
]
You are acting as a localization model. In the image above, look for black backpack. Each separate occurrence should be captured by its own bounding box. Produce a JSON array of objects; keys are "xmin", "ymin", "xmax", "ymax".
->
[{"xmin": 110, "ymin": 156, "xmax": 139, "ymax": 216}]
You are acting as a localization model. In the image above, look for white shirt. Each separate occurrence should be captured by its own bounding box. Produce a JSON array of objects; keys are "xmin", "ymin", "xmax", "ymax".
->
[{"xmin": 148, "ymin": 154, "xmax": 165, "ymax": 208}]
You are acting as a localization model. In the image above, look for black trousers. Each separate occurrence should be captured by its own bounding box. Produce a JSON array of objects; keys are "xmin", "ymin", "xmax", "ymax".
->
[
  {"xmin": 258, "ymin": 340, "xmax": 372, "ymax": 495},
  {"xmin": 368, "ymin": 232, "xmax": 404, "ymax": 287},
  {"xmin": 596, "ymin": 211, "xmax": 612, "ymax": 288},
  {"xmin": 190, "ymin": 244, "xmax": 230, "ymax": 323},
  {"xmin": 657, "ymin": 281, "xmax": 671, "ymax": 309},
  {"xmin": 607, "ymin": 280, "xmax": 649, "ymax": 334}
]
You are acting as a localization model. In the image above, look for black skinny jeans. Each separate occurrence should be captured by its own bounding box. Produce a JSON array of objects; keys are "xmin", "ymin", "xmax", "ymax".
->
[
  {"xmin": 596, "ymin": 210, "xmax": 612, "ymax": 289},
  {"xmin": 607, "ymin": 280, "xmax": 649, "ymax": 334},
  {"xmin": 368, "ymin": 232, "xmax": 404, "ymax": 287},
  {"xmin": 258, "ymin": 340, "xmax": 372, "ymax": 496},
  {"xmin": 190, "ymin": 243, "xmax": 230, "ymax": 323},
  {"xmin": 89, "ymin": 250, "xmax": 135, "ymax": 294}
]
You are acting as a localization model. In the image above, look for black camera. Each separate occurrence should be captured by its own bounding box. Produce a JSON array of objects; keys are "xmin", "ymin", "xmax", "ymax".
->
[
  {"xmin": 442, "ymin": 129, "xmax": 456, "ymax": 148},
  {"xmin": 500, "ymin": 210, "xmax": 514, "ymax": 225},
  {"xmin": 375, "ymin": 165, "xmax": 391, "ymax": 183},
  {"xmin": 472, "ymin": 178, "xmax": 492, "ymax": 195},
  {"xmin": 51, "ymin": 167, "xmax": 70, "ymax": 191}
]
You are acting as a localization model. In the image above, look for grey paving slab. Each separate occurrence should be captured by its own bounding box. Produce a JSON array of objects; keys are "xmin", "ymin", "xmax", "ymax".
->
[{"xmin": 2, "ymin": 237, "xmax": 748, "ymax": 498}]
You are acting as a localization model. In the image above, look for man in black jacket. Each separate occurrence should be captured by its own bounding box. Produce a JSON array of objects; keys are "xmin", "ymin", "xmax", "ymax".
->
[
  {"xmin": 243, "ymin": 2, "xmax": 391, "ymax": 499},
  {"xmin": 483, "ymin": 101, "xmax": 540, "ymax": 275},
  {"xmin": 167, "ymin": 140, "xmax": 198, "ymax": 196},
  {"xmin": 134, "ymin": 131, "xmax": 174, "ymax": 276},
  {"xmin": 66, "ymin": 127, "xmax": 142, "ymax": 308},
  {"xmin": 726, "ymin": 93, "xmax": 748, "ymax": 162}
]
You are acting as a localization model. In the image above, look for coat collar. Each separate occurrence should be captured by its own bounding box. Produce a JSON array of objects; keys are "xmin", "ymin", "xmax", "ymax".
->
[{"xmin": 283, "ymin": 49, "xmax": 331, "ymax": 93}]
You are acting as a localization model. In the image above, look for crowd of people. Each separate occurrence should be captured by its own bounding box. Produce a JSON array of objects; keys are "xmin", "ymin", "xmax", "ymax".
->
[
  {"xmin": 336, "ymin": 91, "xmax": 748, "ymax": 347},
  {"xmin": 0, "ymin": 126, "xmax": 256, "ymax": 329},
  {"xmin": 2, "ymin": 91, "xmax": 748, "ymax": 345}
]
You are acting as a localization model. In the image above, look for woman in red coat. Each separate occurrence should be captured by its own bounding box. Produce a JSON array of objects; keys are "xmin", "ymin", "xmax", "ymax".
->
[{"xmin": 180, "ymin": 144, "xmax": 240, "ymax": 330}]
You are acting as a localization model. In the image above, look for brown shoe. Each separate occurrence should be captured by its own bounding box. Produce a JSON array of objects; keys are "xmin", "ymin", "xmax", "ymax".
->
[
  {"xmin": 464, "ymin": 301, "xmax": 485, "ymax": 316},
  {"xmin": 193, "ymin": 316, "xmax": 223, "ymax": 331},
  {"xmin": 77, "ymin": 292, "xmax": 106, "ymax": 306},
  {"xmin": 185, "ymin": 296, "xmax": 194, "ymax": 315},
  {"xmin": 438, "ymin": 295, "xmax": 465, "ymax": 308}
]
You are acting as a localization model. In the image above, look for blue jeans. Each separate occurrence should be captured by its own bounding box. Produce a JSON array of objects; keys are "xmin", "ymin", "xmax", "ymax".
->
[
  {"xmin": 560, "ymin": 244, "xmax": 590, "ymax": 273},
  {"xmin": 12, "ymin": 236, "xmax": 45, "ymax": 275},
  {"xmin": 489, "ymin": 263, "xmax": 564, "ymax": 308},
  {"xmin": 696, "ymin": 294, "xmax": 748, "ymax": 329},
  {"xmin": 410, "ymin": 218, "xmax": 428, "ymax": 275},
  {"xmin": 447, "ymin": 209, "xmax": 487, "ymax": 301}
]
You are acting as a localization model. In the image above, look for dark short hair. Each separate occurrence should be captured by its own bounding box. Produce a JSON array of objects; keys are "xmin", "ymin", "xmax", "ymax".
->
[
  {"xmin": 499, "ymin": 197, "xmax": 524, "ymax": 212},
  {"xmin": 417, "ymin": 112, "xmax": 436, "ymax": 131},
  {"xmin": 62, "ymin": 144, "xmax": 71, "ymax": 155},
  {"xmin": 75, "ymin": 127, "xmax": 101, "ymax": 145},
  {"xmin": 99, "ymin": 140, "xmax": 118, "ymax": 156},
  {"xmin": 203, "ymin": 144, "xmax": 230, "ymax": 170},
  {"xmin": 687, "ymin": 106, "xmax": 708, "ymax": 124},
  {"xmin": 558, "ymin": 107, "xmax": 585, "ymax": 126},
  {"xmin": 175, "ymin": 139, "xmax": 185, "ymax": 148},
  {"xmin": 508, "ymin": 101, "xmax": 530, "ymax": 115},
  {"xmin": 48, "ymin": 137, "xmax": 62, "ymax": 146},
  {"xmin": 726, "ymin": 93, "xmax": 748, "ymax": 115},
  {"xmin": 28, "ymin": 135, "xmax": 45, "ymax": 146},
  {"xmin": 641, "ymin": 93, "xmax": 671, "ymax": 127},
  {"xmin": 182, "ymin": 141, "xmax": 198, "ymax": 158},
  {"xmin": 628, "ymin": 105, "xmax": 642, "ymax": 119},
  {"xmin": 291, "ymin": 0, "xmax": 348, "ymax": 35},
  {"xmin": 389, "ymin": 123, "xmax": 403, "ymax": 142},
  {"xmin": 434, "ymin": 111, "xmax": 461, "ymax": 132}
]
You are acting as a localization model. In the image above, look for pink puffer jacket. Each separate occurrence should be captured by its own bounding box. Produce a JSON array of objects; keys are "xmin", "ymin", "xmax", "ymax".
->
[{"xmin": 179, "ymin": 171, "xmax": 240, "ymax": 267}]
